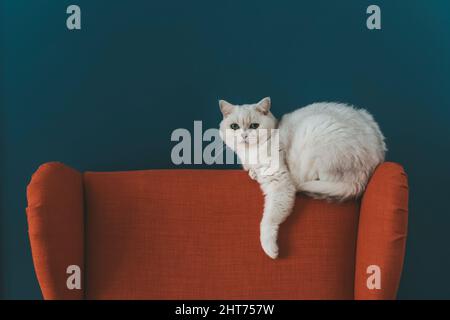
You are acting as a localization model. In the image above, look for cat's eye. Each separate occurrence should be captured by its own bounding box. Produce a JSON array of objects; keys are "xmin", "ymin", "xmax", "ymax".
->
[
  {"xmin": 230, "ymin": 123, "xmax": 240, "ymax": 130},
  {"xmin": 249, "ymin": 123, "xmax": 260, "ymax": 129}
]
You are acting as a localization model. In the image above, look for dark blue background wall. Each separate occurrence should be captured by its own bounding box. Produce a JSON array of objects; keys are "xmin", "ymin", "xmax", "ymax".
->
[{"xmin": 2, "ymin": 0, "xmax": 450, "ymax": 299}]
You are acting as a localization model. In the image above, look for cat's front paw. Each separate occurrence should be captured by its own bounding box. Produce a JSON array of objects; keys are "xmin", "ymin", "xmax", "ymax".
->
[
  {"xmin": 260, "ymin": 224, "xmax": 279, "ymax": 259},
  {"xmin": 248, "ymin": 169, "xmax": 257, "ymax": 180}
]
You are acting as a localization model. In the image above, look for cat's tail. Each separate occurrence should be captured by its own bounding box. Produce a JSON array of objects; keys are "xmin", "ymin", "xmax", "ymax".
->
[{"xmin": 299, "ymin": 180, "xmax": 364, "ymax": 202}]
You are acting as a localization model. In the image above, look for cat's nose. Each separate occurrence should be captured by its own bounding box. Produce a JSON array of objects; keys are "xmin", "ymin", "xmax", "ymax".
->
[{"xmin": 241, "ymin": 132, "xmax": 248, "ymax": 139}]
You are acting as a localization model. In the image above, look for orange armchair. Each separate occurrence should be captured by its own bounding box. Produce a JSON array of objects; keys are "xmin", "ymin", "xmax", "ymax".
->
[{"xmin": 26, "ymin": 162, "xmax": 408, "ymax": 300}]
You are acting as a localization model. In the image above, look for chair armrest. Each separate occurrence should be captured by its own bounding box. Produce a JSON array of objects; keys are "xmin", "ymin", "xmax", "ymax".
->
[
  {"xmin": 354, "ymin": 162, "xmax": 409, "ymax": 300},
  {"xmin": 26, "ymin": 162, "xmax": 84, "ymax": 299}
]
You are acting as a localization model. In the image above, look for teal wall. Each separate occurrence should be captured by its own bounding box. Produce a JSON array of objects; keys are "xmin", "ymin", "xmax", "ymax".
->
[{"xmin": 2, "ymin": 0, "xmax": 450, "ymax": 299}]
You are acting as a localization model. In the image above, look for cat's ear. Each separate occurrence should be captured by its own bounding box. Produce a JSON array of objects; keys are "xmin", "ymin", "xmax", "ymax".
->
[
  {"xmin": 219, "ymin": 99, "xmax": 235, "ymax": 117},
  {"xmin": 256, "ymin": 97, "xmax": 271, "ymax": 115}
]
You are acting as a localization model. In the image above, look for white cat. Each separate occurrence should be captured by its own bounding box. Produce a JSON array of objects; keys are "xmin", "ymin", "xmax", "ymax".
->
[{"xmin": 219, "ymin": 97, "xmax": 386, "ymax": 259}]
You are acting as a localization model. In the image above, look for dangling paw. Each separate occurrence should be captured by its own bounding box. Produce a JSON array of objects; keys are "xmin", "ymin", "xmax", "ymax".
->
[{"xmin": 260, "ymin": 224, "xmax": 279, "ymax": 259}]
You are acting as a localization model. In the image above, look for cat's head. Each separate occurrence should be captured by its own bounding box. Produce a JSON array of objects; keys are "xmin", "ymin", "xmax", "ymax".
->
[{"xmin": 219, "ymin": 97, "xmax": 277, "ymax": 149}]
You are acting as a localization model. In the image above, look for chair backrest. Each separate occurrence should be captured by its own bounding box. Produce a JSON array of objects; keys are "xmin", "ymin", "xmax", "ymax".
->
[
  {"xmin": 27, "ymin": 162, "xmax": 408, "ymax": 300},
  {"xmin": 83, "ymin": 169, "xmax": 360, "ymax": 299}
]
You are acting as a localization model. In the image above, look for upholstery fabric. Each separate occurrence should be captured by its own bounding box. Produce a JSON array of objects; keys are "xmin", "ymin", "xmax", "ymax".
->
[
  {"xmin": 26, "ymin": 162, "xmax": 408, "ymax": 300},
  {"xmin": 26, "ymin": 162, "xmax": 84, "ymax": 299},
  {"xmin": 84, "ymin": 170, "xmax": 359, "ymax": 299},
  {"xmin": 355, "ymin": 163, "xmax": 409, "ymax": 299}
]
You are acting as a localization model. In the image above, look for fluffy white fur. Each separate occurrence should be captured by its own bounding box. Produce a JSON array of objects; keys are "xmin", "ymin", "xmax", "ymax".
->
[{"xmin": 219, "ymin": 98, "xmax": 386, "ymax": 259}]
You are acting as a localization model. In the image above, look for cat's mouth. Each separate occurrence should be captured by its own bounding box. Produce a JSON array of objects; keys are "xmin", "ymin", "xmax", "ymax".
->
[
  {"xmin": 240, "ymin": 139, "xmax": 252, "ymax": 145},
  {"xmin": 241, "ymin": 141, "xmax": 259, "ymax": 147},
  {"xmin": 238, "ymin": 136, "xmax": 258, "ymax": 145}
]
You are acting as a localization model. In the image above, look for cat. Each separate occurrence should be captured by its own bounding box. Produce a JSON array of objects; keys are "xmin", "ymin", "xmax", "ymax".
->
[{"xmin": 219, "ymin": 97, "xmax": 386, "ymax": 259}]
